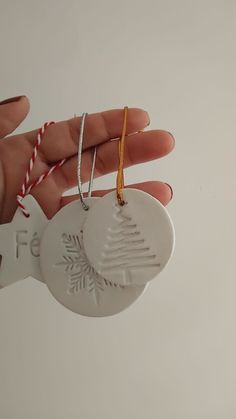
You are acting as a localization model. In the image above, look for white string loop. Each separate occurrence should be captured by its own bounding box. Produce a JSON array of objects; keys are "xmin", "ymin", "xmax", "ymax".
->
[{"xmin": 77, "ymin": 113, "xmax": 96, "ymax": 210}]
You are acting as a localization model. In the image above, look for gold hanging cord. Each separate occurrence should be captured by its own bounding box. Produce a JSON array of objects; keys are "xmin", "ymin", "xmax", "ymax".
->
[{"xmin": 116, "ymin": 106, "xmax": 128, "ymax": 206}]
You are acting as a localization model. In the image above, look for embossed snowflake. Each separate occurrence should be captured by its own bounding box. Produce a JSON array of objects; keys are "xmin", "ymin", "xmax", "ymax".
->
[{"xmin": 56, "ymin": 233, "xmax": 123, "ymax": 305}]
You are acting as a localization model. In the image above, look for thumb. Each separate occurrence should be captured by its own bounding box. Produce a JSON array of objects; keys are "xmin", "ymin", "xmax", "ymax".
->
[{"xmin": 0, "ymin": 95, "xmax": 30, "ymax": 139}]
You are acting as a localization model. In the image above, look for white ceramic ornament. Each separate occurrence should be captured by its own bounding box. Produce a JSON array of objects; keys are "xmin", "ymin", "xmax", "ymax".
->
[
  {"xmin": 39, "ymin": 198, "xmax": 148, "ymax": 317},
  {"xmin": 83, "ymin": 188, "xmax": 175, "ymax": 287},
  {"xmin": 0, "ymin": 195, "xmax": 48, "ymax": 287}
]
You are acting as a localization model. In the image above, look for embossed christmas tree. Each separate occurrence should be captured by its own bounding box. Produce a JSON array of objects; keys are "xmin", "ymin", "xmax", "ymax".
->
[
  {"xmin": 99, "ymin": 205, "xmax": 160, "ymax": 284},
  {"xmin": 56, "ymin": 233, "xmax": 122, "ymax": 305}
]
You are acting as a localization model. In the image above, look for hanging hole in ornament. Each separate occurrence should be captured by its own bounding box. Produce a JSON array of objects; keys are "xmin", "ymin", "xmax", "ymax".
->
[{"xmin": 0, "ymin": 254, "xmax": 2, "ymax": 268}]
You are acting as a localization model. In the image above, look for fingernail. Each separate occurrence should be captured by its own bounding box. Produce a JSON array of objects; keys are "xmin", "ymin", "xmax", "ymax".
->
[
  {"xmin": 0, "ymin": 95, "xmax": 25, "ymax": 105},
  {"xmin": 167, "ymin": 131, "xmax": 175, "ymax": 142},
  {"xmin": 165, "ymin": 183, "xmax": 173, "ymax": 200}
]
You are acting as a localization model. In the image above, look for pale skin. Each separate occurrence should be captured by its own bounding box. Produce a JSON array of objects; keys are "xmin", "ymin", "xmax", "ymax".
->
[{"xmin": 0, "ymin": 95, "xmax": 175, "ymax": 224}]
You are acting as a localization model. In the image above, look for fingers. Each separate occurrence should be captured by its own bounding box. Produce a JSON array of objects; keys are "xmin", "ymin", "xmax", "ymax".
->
[
  {"xmin": 60, "ymin": 181, "xmax": 173, "ymax": 209},
  {"xmin": 0, "ymin": 96, "xmax": 30, "ymax": 138},
  {"xmin": 52, "ymin": 130, "xmax": 175, "ymax": 191},
  {"xmin": 29, "ymin": 129, "xmax": 174, "ymax": 220},
  {"xmin": 24, "ymin": 108, "xmax": 150, "ymax": 163}
]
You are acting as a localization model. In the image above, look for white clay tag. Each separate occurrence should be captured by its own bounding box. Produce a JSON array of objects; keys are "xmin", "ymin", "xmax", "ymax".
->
[
  {"xmin": 40, "ymin": 198, "xmax": 147, "ymax": 317},
  {"xmin": 83, "ymin": 189, "xmax": 175, "ymax": 286},
  {"xmin": 0, "ymin": 195, "xmax": 48, "ymax": 287}
]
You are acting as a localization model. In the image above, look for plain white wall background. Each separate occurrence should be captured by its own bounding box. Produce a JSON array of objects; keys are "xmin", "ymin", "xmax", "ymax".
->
[{"xmin": 0, "ymin": 0, "xmax": 236, "ymax": 418}]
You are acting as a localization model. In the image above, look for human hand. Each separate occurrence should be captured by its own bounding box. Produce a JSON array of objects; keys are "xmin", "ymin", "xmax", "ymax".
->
[{"xmin": 0, "ymin": 95, "xmax": 174, "ymax": 224}]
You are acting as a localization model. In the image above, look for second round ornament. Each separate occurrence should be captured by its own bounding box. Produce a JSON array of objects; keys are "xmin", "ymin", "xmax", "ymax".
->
[
  {"xmin": 39, "ymin": 197, "xmax": 147, "ymax": 317},
  {"xmin": 39, "ymin": 111, "xmax": 148, "ymax": 317}
]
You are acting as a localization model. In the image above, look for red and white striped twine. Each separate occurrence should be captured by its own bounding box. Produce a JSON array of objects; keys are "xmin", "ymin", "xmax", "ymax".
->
[{"xmin": 17, "ymin": 121, "xmax": 66, "ymax": 217}]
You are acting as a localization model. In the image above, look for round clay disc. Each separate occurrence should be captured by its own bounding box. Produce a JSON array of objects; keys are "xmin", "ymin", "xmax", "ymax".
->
[
  {"xmin": 40, "ymin": 198, "xmax": 147, "ymax": 317},
  {"xmin": 83, "ymin": 189, "xmax": 175, "ymax": 286}
]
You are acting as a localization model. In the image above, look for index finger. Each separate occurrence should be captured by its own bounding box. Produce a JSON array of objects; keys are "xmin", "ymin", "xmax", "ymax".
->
[{"xmin": 24, "ymin": 107, "xmax": 150, "ymax": 163}]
